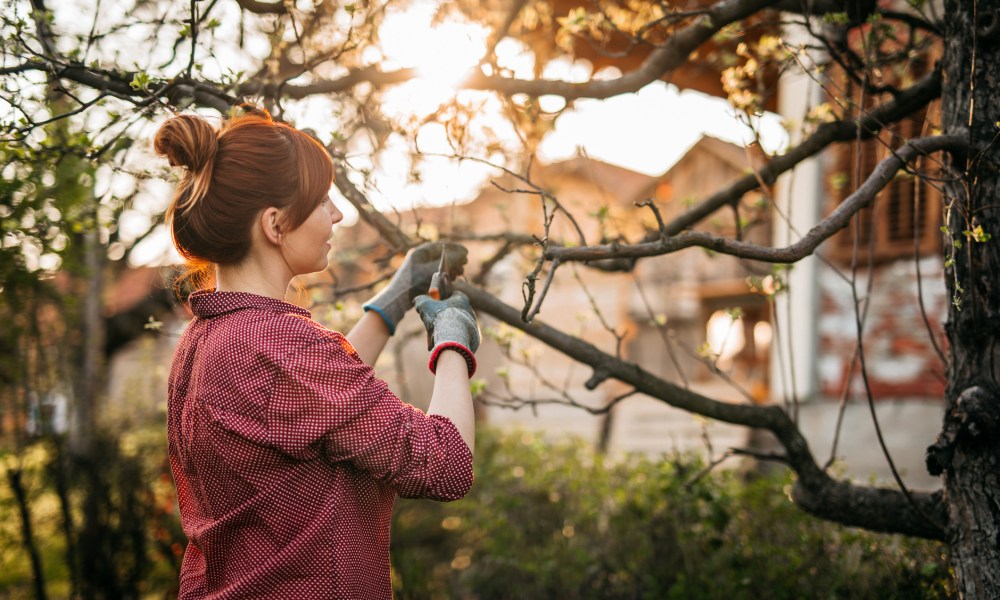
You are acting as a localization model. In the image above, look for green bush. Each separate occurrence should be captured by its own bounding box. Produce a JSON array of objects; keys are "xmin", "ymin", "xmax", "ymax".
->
[
  {"xmin": 0, "ymin": 427, "xmax": 952, "ymax": 598},
  {"xmin": 391, "ymin": 429, "xmax": 953, "ymax": 600}
]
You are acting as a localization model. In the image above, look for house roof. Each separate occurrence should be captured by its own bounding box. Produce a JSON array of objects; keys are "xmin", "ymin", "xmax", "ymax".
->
[
  {"xmin": 530, "ymin": 156, "xmax": 656, "ymax": 203},
  {"xmin": 629, "ymin": 134, "xmax": 753, "ymax": 204}
]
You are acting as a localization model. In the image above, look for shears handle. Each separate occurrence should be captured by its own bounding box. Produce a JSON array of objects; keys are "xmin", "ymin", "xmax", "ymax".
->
[{"xmin": 427, "ymin": 272, "xmax": 445, "ymax": 300}]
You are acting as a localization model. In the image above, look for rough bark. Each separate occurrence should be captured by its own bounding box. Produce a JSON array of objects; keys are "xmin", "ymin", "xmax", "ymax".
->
[{"xmin": 931, "ymin": 0, "xmax": 1000, "ymax": 596}]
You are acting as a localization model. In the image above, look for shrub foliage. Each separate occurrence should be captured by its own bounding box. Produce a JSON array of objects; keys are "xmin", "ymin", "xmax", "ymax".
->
[
  {"xmin": 391, "ymin": 429, "xmax": 953, "ymax": 600},
  {"xmin": 0, "ymin": 428, "xmax": 951, "ymax": 598}
]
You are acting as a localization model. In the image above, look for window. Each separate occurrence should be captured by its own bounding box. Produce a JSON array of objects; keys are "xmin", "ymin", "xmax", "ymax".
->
[
  {"xmin": 698, "ymin": 284, "xmax": 771, "ymax": 403},
  {"xmin": 828, "ymin": 110, "xmax": 943, "ymax": 264},
  {"xmin": 825, "ymin": 43, "xmax": 945, "ymax": 265}
]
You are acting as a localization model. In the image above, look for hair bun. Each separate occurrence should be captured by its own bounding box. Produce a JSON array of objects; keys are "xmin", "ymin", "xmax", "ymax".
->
[{"xmin": 153, "ymin": 114, "xmax": 219, "ymax": 172}]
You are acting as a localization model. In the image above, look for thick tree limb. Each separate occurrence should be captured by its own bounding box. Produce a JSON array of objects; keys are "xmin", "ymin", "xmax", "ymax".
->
[
  {"xmin": 545, "ymin": 134, "xmax": 965, "ymax": 264},
  {"xmin": 456, "ymin": 279, "xmax": 948, "ymax": 539},
  {"xmin": 10, "ymin": 60, "xmax": 236, "ymax": 112}
]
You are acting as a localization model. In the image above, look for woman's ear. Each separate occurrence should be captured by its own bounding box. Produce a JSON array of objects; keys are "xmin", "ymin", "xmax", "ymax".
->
[{"xmin": 259, "ymin": 207, "xmax": 282, "ymax": 245}]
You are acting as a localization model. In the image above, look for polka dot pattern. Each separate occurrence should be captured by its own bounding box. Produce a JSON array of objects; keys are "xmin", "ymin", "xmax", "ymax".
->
[{"xmin": 167, "ymin": 290, "xmax": 474, "ymax": 599}]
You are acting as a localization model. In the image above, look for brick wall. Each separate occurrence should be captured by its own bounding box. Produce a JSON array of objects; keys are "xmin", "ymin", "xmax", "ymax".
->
[{"xmin": 817, "ymin": 256, "xmax": 948, "ymax": 402}]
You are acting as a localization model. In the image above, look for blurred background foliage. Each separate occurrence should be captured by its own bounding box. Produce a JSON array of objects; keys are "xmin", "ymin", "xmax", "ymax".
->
[
  {"xmin": 0, "ymin": 427, "xmax": 951, "ymax": 598},
  {"xmin": 391, "ymin": 429, "xmax": 952, "ymax": 599}
]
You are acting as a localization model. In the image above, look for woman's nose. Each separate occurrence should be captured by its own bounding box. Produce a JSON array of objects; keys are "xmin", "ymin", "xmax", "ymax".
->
[{"xmin": 329, "ymin": 199, "xmax": 344, "ymax": 224}]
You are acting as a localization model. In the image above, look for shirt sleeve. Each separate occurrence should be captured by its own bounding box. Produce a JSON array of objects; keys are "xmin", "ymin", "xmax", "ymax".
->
[{"xmin": 266, "ymin": 322, "xmax": 473, "ymax": 502}]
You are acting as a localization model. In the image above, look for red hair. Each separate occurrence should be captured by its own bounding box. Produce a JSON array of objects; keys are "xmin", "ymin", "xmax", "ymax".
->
[{"xmin": 153, "ymin": 106, "xmax": 334, "ymax": 291}]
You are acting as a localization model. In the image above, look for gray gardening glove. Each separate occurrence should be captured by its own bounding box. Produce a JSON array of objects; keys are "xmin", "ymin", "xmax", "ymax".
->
[
  {"xmin": 414, "ymin": 291, "xmax": 481, "ymax": 378},
  {"xmin": 363, "ymin": 242, "xmax": 468, "ymax": 335}
]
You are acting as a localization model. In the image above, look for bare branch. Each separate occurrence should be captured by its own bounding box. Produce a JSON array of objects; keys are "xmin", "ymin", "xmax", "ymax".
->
[
  {"xmin": 0, "ymin": 63, "xmax": 36, "ymax": 76},
  {"xmin": 544, "ymin": 134, "xmax": 965, "ymax": 265},
  {"xmin": 329, "ymin": 155, "xmax": 413, "ymax": 251},
  {"xmin": 9, "ymin": 60, "xmax": 236, "ymax": 112},
  {"xmin": 659, "ymin": 70, "xmax": 942, "ymax": 238},
  {"xmin": 524, "ymin": 258, "xmax": 559, "ymax": 322},
  {"xmin": 240, "ymin": 66, "xmax": 419, "ymax": 99}
]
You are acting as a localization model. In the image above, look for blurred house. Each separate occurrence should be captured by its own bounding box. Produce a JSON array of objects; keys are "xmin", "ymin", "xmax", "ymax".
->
[
  {"xmin": 102, "ymin": 1, "xmax": 946, "ymax": 490},
  {"xmin": 361, "ymin": 141, "xmax": 772, "ymax": 463},
  {"xmin": 357, "ymin": 118, "xmax": 947, "ymax": 490},
  {"xmin": 98, "ymin": 119, "xmax": 947, "ymax": 491}
]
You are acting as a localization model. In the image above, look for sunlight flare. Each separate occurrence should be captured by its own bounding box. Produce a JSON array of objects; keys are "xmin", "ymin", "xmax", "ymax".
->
[{"xmin": 379, "ymin": 5, "xmax": 488, "ymax": 89}]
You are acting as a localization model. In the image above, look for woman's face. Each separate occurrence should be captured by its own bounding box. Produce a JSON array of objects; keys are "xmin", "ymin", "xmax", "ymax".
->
[{"xmin": 281, "ymin": 195, "xmax": 343, "ymax": 275}]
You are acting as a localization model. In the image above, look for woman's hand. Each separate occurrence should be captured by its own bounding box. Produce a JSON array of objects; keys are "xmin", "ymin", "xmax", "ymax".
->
[
  {"xmin": 420, "ymin": 292, "xmax": 480, "ymax": 454},
  {"xmin": 414, "ymin": 291, "xmax": 480, "ymax": 377},
  {"xmin": 362, "ymin": 242, "xmax": 468, "ymax": 335}
]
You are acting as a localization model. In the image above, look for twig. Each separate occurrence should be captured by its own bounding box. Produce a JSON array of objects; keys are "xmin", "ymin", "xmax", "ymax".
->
[{"xmin": 524, "ymin": 258, "xmax": 559, "ymax": 322}]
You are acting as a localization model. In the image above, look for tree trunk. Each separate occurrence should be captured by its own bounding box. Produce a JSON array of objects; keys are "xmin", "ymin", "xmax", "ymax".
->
[
  {"xmin": 49, "ymin": 440, "xmax": 80, "ymax": 598},
  {"xmin": 70, "ymin": 228, "xmax": 104, "ymax": 456},
  {"xmin": 934, "ymin": 1, "xmax": 1000, "ymax": 596},
  {"xmin": 7, "ymin": 467, "xmax": 48, "ymax": 600}
]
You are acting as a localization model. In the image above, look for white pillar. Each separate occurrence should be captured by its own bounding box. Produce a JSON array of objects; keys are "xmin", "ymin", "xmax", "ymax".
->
[{"xmin": 770, "ymin": 22, "xmax": 824, "ymax": 406}]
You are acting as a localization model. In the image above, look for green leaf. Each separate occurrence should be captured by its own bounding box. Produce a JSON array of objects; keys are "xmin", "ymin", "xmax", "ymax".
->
[
  {"xmin": 963, "ymin": 225, "xmax": 991, "ymax": 243},
  {"xmin": 129, "ymin": 71, "xmax": 151, "ymax": 92}
]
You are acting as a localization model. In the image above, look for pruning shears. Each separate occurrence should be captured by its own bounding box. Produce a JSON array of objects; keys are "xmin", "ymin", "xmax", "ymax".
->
[
  {"xmin": 427, "ymin": 243, "xmax": 451, "ymax": 300},
  {"xmin": 426, "ymin": 244, "xmax": 451, "ymax": 349}
]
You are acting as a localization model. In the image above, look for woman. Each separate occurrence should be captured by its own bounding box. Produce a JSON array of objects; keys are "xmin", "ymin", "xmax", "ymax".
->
[{"xmin": 155, "ymin": 106, "xmax": 480, "ymax": 599}]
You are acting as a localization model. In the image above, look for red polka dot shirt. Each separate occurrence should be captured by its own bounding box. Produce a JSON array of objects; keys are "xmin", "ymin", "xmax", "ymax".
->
[{"xmin": 167, "ymin": 291, "xmax": 474, "ymax": 599}]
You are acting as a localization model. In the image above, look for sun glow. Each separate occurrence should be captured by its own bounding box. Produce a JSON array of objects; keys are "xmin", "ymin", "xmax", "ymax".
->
[{"xmin": 379, "ymin": 5, "xmax": 488, "ymax": 90}]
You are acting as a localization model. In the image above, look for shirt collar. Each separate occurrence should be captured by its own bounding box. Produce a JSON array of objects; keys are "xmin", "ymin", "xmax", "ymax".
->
[{"xmin": 188, "ymin": 289, "xmax": 312, "ymax": 318}]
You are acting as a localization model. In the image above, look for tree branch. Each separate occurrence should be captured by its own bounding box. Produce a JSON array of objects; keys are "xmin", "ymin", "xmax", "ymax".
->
[
  {"xmin": 239, "ymin": 66, "xmax": 419, "ymax": 99},
  {"xmin": 659, "ymin": 68, "xmax": 942, "ymax": 238},
  {"xmin": 329, "ymin": 156, "xmax": 412, "ymax": 251},
  {"xmin": 258, "ymin": 0, "xmax": 781, "ymax": 102},
  {"xmin": 464, "ymin": 0, "xmax": 782, "ymax": 99},
  {"xmin": 10, "ymin": 60, "xmax": 236, "ymax": 112},
  {"xmin": 234, "ymin": 0, "xmax": 287, "ymax": 15},
  {"xmin": 544, "ymin": 135, "xmax": 965, "ymax": 265},
  {"xmin": 455, "ymin": 279, "xmax": 947, "ymax": 539}
]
